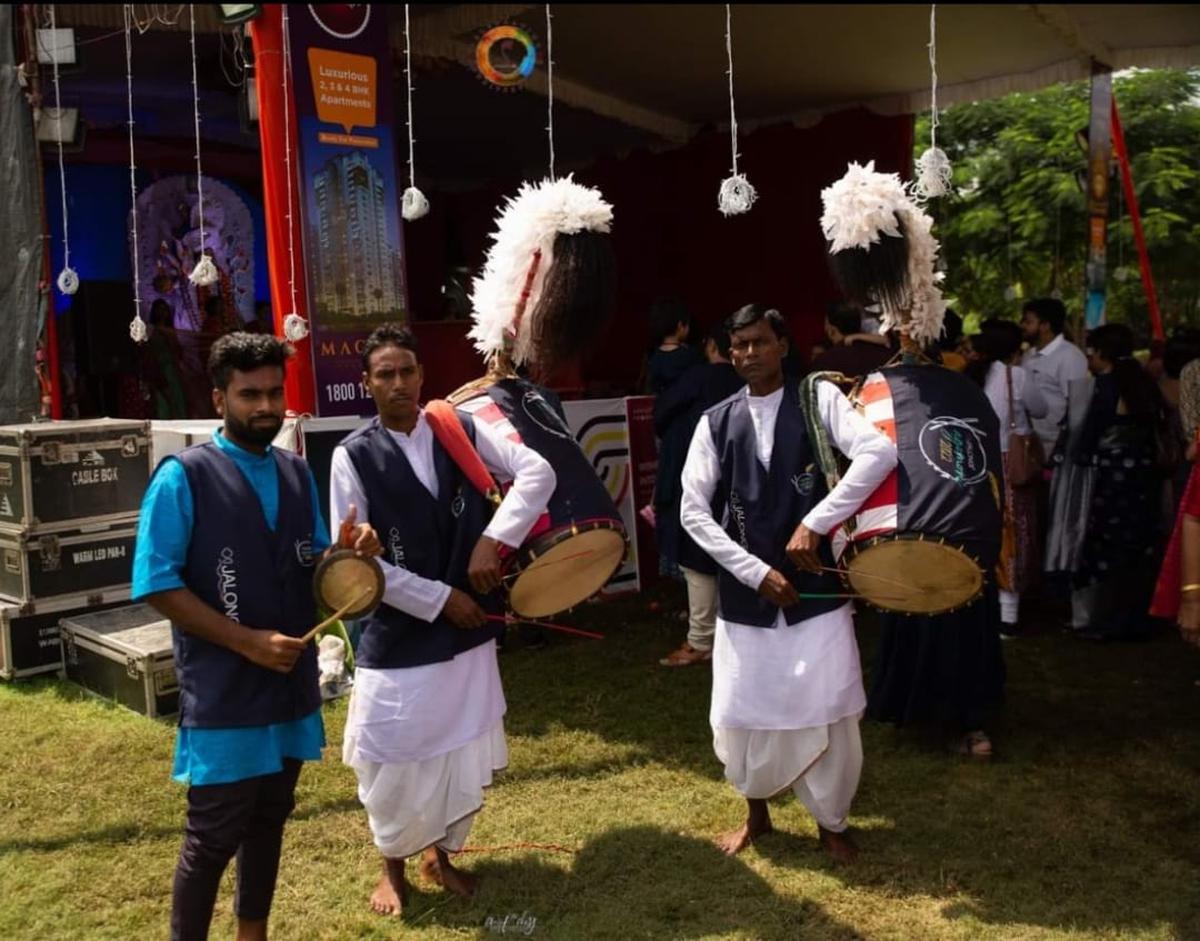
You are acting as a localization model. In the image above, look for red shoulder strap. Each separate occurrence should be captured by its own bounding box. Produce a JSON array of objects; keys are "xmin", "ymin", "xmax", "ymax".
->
[{"xmin": 423, "ymin": 400, "xmax": 502, "ymax": 506}]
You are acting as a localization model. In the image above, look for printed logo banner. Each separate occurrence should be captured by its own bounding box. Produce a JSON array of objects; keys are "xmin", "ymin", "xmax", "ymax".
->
[
  {"xmin": 562, "ymin": 398, "xmax": 640, "ymax": 598},
  {"xmin": 290, "ymin": 5, "xmax": 409, "ymax": 416}
]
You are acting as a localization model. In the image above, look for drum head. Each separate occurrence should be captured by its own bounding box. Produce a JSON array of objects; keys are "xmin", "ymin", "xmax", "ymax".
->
[
  {"xmin": 313, "ymin": 550, "xmax": 385, "ymax": 620},
  {"xmin": 845, "ymin": 537, "xmax": 983, "ymax": 615},
  {"xmin": 509, "ymin": 526, "xmax": 626, "ymax": 618}
]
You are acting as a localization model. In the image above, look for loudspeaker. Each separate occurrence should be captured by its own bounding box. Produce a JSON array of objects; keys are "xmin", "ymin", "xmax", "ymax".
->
[{"xmin": 70, "ymin": 281, "xmax": 139, "ymax": 376}]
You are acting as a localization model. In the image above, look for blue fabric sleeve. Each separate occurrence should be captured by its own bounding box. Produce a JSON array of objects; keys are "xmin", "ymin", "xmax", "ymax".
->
[
  {"xmin": 132, "ymin": 458, "xmax": 193, "ymax": 600},
  {"xmin": 309, "ymin": 469, "xmax": 332, "ymax": 553}
]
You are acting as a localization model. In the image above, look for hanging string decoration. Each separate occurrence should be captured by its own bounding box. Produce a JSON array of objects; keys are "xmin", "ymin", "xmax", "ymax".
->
[
  {"xmin": 912, "ymin": 4, "xmax": 952, "ymax": 201},
  {"xmin": 124, "ymin": 5, "xmax": 147, "ymax": 343},
  {"xmin": 545, "ymin": 4, "xmax": 556, "ymax": 181},
  {"xmin": 400, "ymin": 4, "xmax": 428, "ymax": 221},
  {"xmin": 47, "ymin": 6, "xmax": 78, "ymax": 295},
  {"xmin": 821, "ymin": 161, "xmax": 947, "ymax": 346},
  {"xmin": 717, "ymin": 4, "xmax": 756, "ymax": 216},
  {"xmin": 279, "ymin": 5, "xmax": 308, "ymax": 343},
  {"xmin": 186, "ymin": 4, "xmax": 218, "ymax": 287}
]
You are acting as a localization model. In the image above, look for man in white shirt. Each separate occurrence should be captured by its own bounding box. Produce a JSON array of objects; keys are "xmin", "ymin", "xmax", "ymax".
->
[
  {"xmin": 330, "ymin": 325, "xmax": 555, "ymax": 917},
  {"xmin": 1020, "ymin": 298, "xmax": 1089, "ymax": 456},
  {"xmin": 680, "ymin": 305, "xmax": 896, "ymax": 863}
]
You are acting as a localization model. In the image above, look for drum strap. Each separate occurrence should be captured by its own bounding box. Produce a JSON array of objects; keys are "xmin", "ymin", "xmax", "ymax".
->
[
  {"xmin": 423, "ymin": 400, "xmax": 503, "ymax": 507},
  {"xmin": 799, "ymin": 372, "xmax": 851, "ymax": 491}
]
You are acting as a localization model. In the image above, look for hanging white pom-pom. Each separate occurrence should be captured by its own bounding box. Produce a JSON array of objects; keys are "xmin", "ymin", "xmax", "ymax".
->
[
  {"xmin": 188, "ymin": 253, "xmax": 219, "ymax": 287},
  {"xmin": 1113, "ymin": 266, "xmax": 1131, "ymax": 283},
  {"xmin": 912, "ymin": 147, "xmax": 952, "ymax": 201},
  {"xmin": 56, "ymin": 267, "xmax": 79, "ymax": 295},
  {"xmin": 129, "ymin": 316, "xmax": 148, "ymax": 343},
  {"xmin": 1003, "ymin": 285, "xmax": 1019, "ymax": 302},
  {"xmin": 718, "ymin": 174, "xmax": 757, "ymax": 216},
  {"xmin": 283, "ymin": 313, "xmax": 310, "ymax": 342},
  {"xmin": 402, "ymin": 186, "xmax": 429, "ymax": 221}
]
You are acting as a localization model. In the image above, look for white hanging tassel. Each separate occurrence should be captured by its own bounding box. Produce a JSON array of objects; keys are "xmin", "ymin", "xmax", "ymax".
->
[
  {"xmin": 282, "ymin": 313, "xmax": 309, "ymax": 342},
  {"xmin": 399, "ymin": 6, "xmax": 428, "ymax": 222},
  {"xmin": 48, "ymin": 6, "xmax": 79, "ymax": 296},
  {"xmin": 718, "ymin": 5, "xmax": 755, "ymax": 216},
  {"xmin": 718, "ymin": 175, "xmax": 757, "ymax": 216},
  {"xmin": 278, "ymin": 7, "xmax": 307, "ymax": 342},
  {"xmin": 402, "ymin": 186, "xmax": 429, "ymax": 221},
  {"xmin": 124, "ymin": 5, "xmax": 146, "ymax": 343},
  {"xmin": 56, "ymin": 267, "xmax": 79, "ymax": 295},
  {"xmin": 912, "ymin": 5, "xmax": 952, "ymax": 201},
  {"xmin": 188, "ymin": 253, "xmax": 219, "ymax": 286}
]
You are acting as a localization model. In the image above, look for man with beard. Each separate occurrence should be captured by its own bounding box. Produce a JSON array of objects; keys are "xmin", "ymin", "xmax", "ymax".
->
[{"xmin": 133, "ymin": 333, "xmax": 380, "ymax": 941}]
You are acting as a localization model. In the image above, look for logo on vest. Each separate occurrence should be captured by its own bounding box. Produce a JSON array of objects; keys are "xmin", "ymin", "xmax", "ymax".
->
[
  {"xmin": 388, "ymin": 527, "xmax": 406, "ymax": 568},
  {"xmin": 918, "ymin": 417, "xmax": 988, "ymax": 486},
  {"xmin": 728, "ymin": 490, "xmax": 749, "ymax": 548},
  {"xmin": 451, "ymin": 493, "xmax": 466, "ymax": 518},
  {"xmin": 791, "ymin": 471, "xmax": 816, "ymax": 497},
  {"xmin": 295, "ymin": 537, "xmax": 315, "ymax": 567},
  {"xmin": 520, "ymin": 390, "xmax": 572, "ymax": 440},
  {"xmin": 216, "ymin": 547, "xmax": 240, "ymax": 622}
]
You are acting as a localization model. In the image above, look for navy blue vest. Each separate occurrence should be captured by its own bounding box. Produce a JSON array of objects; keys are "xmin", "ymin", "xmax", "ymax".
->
[
  {"xmin": 173, "ymin": 443, "xmax": 320, "ymax": 728},
  {"xmin": 487, "ymin": 378, "xmax": 621, "ymax": 525},
  {"xmin": 706, "ymin": 383, "xmax": 845, "ymax": 627},
  {"xmin": 341, "ymin": 415, "xmax": 502, "ymax": 669}
]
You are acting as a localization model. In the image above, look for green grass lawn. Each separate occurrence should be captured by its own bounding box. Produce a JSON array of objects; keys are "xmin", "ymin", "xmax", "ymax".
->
[{"xmin": 2, "ymin": 588, "xmax": 1199, "ymax": 940}]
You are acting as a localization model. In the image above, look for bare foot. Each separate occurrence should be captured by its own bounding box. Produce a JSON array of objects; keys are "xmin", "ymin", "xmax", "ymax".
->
[
  {"xmin": 420, "ymin": 846, "xmax": 479, "ymax": 897},
  {"xmin": 818, "ymin": 826, "xmax": 859, "ymax": 864},
  {"xmin": 715, "ymin": 798, "xmax": 773, "ymax": 856},
  {"xmin": 369, "ymin": 858, "xmax": 408, "ymax": 916}
]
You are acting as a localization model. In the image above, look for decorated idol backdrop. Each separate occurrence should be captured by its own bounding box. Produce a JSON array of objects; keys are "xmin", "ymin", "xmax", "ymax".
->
[
  {"xmin": 290, "ymin": 4, "xmax": 410, "ymax": 417},
  {"xmin": 134, "ymin": 175, "xmax": 255, "ymax": 333}
]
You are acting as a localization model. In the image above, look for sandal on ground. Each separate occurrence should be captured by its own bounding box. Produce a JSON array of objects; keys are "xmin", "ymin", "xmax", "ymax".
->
[
  {"xmin": 659, "ymin": 643, "xmax": 712, "ymax": 667},
  {"xmin": 957, "ymin": 730, "xmax": 993, "ymax": 758}
]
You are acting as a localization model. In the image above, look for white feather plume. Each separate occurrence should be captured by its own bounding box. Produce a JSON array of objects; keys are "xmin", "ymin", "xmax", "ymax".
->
[
  {"xmin": 469, "ymin": 175, "xmax": 613, "ymax": 365},
  {"xmin": 820, "ymin": 161, "xmax": 946, "ymax": 346}
]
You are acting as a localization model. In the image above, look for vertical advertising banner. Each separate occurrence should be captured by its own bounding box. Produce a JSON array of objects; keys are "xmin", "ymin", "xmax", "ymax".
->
[
  {"xmin": 1084, "ymin": 67, "xmax": 1113, "ymax": 331},
  {"xmin": 290, "ymin": 5, "xmax": 409, "ymax": 416},
  {"xmin": 563, "ymin": 398, "xmax": 640, "ymax": 598},
  {"xmin": 624, "ymin": 396, "xmax": 660, "ymax": 591}
]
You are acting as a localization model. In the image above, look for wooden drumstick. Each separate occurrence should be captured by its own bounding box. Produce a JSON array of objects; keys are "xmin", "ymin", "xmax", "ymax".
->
[
  {"xmin": 301, "ymin": 586, "xmax": 374, "ymax": 644},
  {"xmin": 500, "ymin": 548, "xmax": 598, "ymax": 582},
  {"xmin": 816, "ymin": 566, "xmax": 912, "ymax": 590}
]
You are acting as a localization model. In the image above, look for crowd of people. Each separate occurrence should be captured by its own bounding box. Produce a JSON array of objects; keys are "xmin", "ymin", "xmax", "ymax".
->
[{"xmin": 649, "ymin": 293, "xmax": 1200, "ymax": 759}]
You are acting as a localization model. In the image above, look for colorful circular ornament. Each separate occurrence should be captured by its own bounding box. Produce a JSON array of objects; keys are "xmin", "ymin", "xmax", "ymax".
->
[{"xmin": 476, "ymin": 25, "xmax": 537, "ymax": 89}]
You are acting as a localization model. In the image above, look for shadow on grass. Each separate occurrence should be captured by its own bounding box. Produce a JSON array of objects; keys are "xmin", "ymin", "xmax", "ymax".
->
[
  {"xmin": 493, "ymin": 591, "xmax": 1200, "ymax": 938},
  {"xmin": 414, "ymin": 824, "xmax": 866, "ymax": 941}
]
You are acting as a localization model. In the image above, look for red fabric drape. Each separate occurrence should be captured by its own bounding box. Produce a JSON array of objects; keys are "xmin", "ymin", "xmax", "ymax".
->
[
  {"xmin": 399, "ymin": 109, "xmax": 913, "ymax": 395},
  {"xmin": 1111, "ymin": 97, "xmax": 1164, "ymax": 342},
  {"xmin": 249, "ymin": 6, "xmax": 316, "ymax": 416},
  {"xmin": 1151, "ymin": 460, "xmax": 1200, "ymax": 620}
]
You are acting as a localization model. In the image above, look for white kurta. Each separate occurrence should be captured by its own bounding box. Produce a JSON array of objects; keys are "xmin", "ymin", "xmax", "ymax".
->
[
  {"xmin": 680, "ymin": 382, "xmax": 896, "ymax": 827},
  {"xmin": 332, "ymin": 410, "xmax": 555, "ymax": 858}
]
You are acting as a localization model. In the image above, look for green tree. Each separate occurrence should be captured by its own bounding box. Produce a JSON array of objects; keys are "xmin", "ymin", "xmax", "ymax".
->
[{"xmin": 918, "ymin": 68, "xmax": 1200, "ymax": 338}]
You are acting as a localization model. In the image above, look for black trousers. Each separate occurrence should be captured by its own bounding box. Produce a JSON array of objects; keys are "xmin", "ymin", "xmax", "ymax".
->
[{"xmin": 171, "ymin": 758, "xmax": 302, "ymax": 941}]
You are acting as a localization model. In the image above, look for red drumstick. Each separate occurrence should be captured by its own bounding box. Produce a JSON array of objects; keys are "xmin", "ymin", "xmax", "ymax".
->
[{"xmin": 485, "ymin": 615, "xmax": 604, "ymax": 640}]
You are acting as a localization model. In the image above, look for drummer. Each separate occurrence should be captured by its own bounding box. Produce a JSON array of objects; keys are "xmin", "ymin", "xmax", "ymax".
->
[
  {"xmin": 679, "ymin": 305, "xmax": 896, "ymax": 862},
  {"xmin": 328, "ymin": 324, "xmax": 555, "ymax": 916},
  {"xmin": 132, "ymin": 333, "xmax": 380, "ymax": 941}
]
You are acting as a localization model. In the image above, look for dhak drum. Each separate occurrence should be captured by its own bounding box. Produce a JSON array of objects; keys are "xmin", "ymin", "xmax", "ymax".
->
[
  {"xmin": 313, "ymin": 550, "xmax": 385, "ymax": 619},
  {"xmin": 448, "ymin": 377, "xmax": 628, "ymax": 618},
  {"xmin": 830, "ymin": 364, "xmax": 1003, "ymax": 615}
]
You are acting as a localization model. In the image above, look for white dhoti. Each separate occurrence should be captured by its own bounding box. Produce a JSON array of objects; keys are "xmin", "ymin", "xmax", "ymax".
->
[
  {"xmin": 711, "ymin": 603, "xmax": 866, "ymax": 833},
  {"xmin": 343, "ymin": 640, "xmax": 507, "ymax": 859}
]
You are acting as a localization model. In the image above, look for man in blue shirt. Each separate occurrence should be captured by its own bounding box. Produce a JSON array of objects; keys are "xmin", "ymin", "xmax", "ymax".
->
[{"xmin": 134, "ymin": 333, "xmax": 379, "ymax": 941}]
